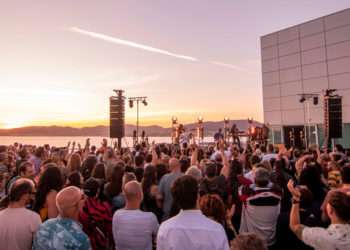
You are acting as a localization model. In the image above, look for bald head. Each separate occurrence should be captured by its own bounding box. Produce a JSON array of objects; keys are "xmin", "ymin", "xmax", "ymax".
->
[
  {"xmin": 169, "ymin": 158, "xmax": 181, "ymax": 172},
  {"xmin": 56, "ymin": 186, "xmax": 82, "ymax": 218},
  {"xmin": 123, "ymin": 181, "xmax": 142, "ymax": 203}
]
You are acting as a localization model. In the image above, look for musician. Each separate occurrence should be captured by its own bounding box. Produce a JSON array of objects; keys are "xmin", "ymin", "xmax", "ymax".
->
[
  {"xmin": 214, "ymin": 128, "xmax": 224, "ymax": 142},
  {"xmin": 262, "ymin": 124, "xmax": 269, "ymax": 146},
  {"xmin": 230, "ymin": 124, "xmax": 241, "ymax": 147}
]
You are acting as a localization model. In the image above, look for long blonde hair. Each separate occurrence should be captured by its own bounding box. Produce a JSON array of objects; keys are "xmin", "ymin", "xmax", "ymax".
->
[{"xmin": 67, "ymin": 153, "xmax": 81, "ymax": 173}]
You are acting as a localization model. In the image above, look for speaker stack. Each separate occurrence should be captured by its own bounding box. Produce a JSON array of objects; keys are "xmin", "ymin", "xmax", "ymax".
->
[
  {"xmin": 110, "ymin": 90, "xmax": 125, "ymax": 147},
  {"xmin": 324, "ymin": 95, "xmax": 342, "ymax": 139}
]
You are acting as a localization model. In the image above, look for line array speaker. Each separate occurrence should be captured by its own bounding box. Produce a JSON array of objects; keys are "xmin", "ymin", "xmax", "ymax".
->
[
  {"xmin": 324, "ymin": 96, "xmax": 342, "ymax": 139},
  {"xmin": 110, "ymin": 90, "xmax": 125, "ymax": 138}
]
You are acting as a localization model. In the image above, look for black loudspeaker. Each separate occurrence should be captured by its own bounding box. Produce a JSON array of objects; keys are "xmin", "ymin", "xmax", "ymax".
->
[
  {"xmin": 324, "ymin": 96, "xmax": 342, "ymax": 139},
  {"xmin": 110, "ymin": 90, "xmax": 125, "ymax": 138}
]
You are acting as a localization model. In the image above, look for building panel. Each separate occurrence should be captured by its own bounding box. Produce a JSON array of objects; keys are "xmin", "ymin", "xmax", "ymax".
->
[
  {"xmin": 262, "ymin": 71, "xmax": 280, "ymax": 85},
  {"xmin": 325, "ymin": 9, "xmax": 350, "ymax": 30},
  {"xmin": 303, "ymin": 77, "xmax": 328, "ymax": 93},
  {"xmin": 264, "ymin": 111, "xmax": 282, "ymax": 125},
  {"xmin": 300, "ymin": 33, "xmax": 325, "ymax": 51},
  {"xmin": 329, "ymin": 72, "xmax": 350, "ymax": 90},
  {"xmin": 302, "ymin": 62, "xmax": 327, "ymax": 79},
  {"xmin": 263, "ymin": 98, "xmax": 281, "ymax": 111},
  {"xmin": 279, "ymin": 53, "xmax": 301, "ymax": 69},
  {"xmin": 278, "ymin": 26, "xmax": 299, "ymax": 43},
  {"xmin": 326, "ymin": 25, "xmax": 350, "ymax": 45},
  {"xmin": 263, "ymin": 84, "xmax": 281, "ymax": 98},
  {"xmin": 278, "ymin": 39, "xmax": 300, "ymax": 56},
  {"xmin": 280, "ymin": 67, "xmax": 302, "ymax": 83},
  {"xmin": 281, "ymin": 95, "xmax": 304, "ymax": 110},
  {"xmin": 261, "ymin": 33, "xmax": 278, "ymax": 48},
  {"xmin": 280, "ymin": 81, "xmax": 302, "ymax": 96},
  {"xmin": 281, "ymin": 109, "xmax": 305, "ymax": 124},
  {"xmin": 262, "ymin": 58, "xmax": 279, "ymax": 73},
  {"xmin": 300, "ymin": 18, "xmax": 324, "ymax": 37},
  {"xmin": 328, "ymin": 57, "xmax": 350, "ymax": 75},
  {"xmin": 262, "ymin": 46, "xmax": 278, "ymax": 60},
  {"xmin": 301, "ymin": 47, "xmax": 326, "ymax": 65}
]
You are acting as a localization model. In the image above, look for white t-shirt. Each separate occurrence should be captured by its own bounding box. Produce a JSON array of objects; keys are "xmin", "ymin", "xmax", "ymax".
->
[
  {"xmin": 302, "ymin": 224, "xmax": 350, "ymax": 250},
  {"xmin": 113, "ymin": 209, "xmax": 159, "ymax": 250},
  {"xmin": 157, "ymin": 210, "xmax": 229, "ymax": 250},
  {"xmin": 0, "ymin": 207, "xmax": 41, "ymax": 250},
  {"xmin": 262, "ymin": 153, "xmax": 277, "ymax": 162}
]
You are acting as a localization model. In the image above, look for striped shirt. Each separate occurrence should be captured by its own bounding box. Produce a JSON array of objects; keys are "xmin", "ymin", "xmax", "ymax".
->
[
  {"xmin": 113, "ymin": 209, "xmax": 159, "ymax": 250},
  {"xmin": 239, "ymin": 185, "xmax": 281, "ymax": 246}
]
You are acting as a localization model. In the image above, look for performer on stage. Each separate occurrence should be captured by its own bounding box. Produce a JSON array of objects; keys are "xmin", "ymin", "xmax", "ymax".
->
[
  {"xmin": 214, "ymin": 128, "xmax": 224, "ymax": 142},
  {"xmin": 230, "ymin": 123, "xmax": 241, "ymax": 148}
]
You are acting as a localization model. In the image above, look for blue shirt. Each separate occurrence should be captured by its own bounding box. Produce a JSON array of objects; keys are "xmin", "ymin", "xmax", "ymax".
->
[{"xmin": 33, "ymin": 217, "xmax": 91, "ymax": 250}]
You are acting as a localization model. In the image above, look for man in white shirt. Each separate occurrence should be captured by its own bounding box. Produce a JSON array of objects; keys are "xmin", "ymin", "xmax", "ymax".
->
[
  {"xmin": 113, "ymin": 181, "xmax": 159, "ymax": 250},
  {"xmin": 288, "ymin": 180, "xmax": 350, "ymax": 250},
  {"xmin": 0, "ymin": 178, "xmax": 41, "ymax": 250},
  {"xmin": 157, "ymin": 175, "xmax": 229, "ymax": 250}
]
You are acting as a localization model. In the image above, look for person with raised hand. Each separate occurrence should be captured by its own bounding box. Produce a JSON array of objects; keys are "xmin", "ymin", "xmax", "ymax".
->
[{"xmin": 288, "ymin": 179, "xmax": 350, "ymax": 250}]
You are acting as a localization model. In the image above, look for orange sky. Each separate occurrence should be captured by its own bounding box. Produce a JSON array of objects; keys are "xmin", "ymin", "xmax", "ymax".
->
[{"xmin": 1, "ymin": 1, "xmax": 347, "ymax": 129}]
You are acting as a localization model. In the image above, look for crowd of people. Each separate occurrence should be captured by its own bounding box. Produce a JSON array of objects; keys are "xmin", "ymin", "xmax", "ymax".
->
[{"xmin": 0, "ymin": 137, "xmax": 350, "ymax": 250}]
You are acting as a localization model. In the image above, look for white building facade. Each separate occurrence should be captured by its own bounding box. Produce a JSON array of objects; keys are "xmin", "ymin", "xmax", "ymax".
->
[{"xmin": 261, "ymin": 8, "xmax": 350, "ymax": 148}]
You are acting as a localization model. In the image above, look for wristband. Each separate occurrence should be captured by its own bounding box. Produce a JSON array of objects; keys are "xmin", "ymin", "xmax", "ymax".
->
[{"xmin": 292, "ymin": 198, "xmax": 300, "ymax": 204}]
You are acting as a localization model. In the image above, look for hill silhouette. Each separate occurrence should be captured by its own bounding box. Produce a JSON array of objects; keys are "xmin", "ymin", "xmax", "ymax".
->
[{"xmin": 0, "ymin": 120, "xmax": 262, "ymax": 137}]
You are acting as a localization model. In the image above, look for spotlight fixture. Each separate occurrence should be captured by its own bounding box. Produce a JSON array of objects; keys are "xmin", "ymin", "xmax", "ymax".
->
[
  {"xmin": 128, "ymin": 96, "xmax": 148, "ymax": 144},
  {"xmin": 313, "ymin": 96, "xmax": 318, "ymax": 105},
  {"xmin": 198, "ymin": 116, "xmax": 203, "ymax": 123},
  {"xmin": 172, "ymin": 116, "xmax": 178, "ymax": 124},
  {"xmin": 129, "ymin": 100, "xmax": 134, "ymax": 108},
  {"xmin": 299, "ymin": 97, "xmax": 306, "ymax": 103}
]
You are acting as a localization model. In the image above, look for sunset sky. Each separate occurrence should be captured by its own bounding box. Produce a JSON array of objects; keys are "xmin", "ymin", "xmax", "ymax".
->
[{"xmin": 1, "ymin": 1, "xmax": 349, "ymax": 128}]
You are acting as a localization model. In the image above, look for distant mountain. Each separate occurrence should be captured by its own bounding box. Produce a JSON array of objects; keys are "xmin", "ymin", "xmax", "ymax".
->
[{"xmin": 0, "ymin": 120, "xmax": 262, "ymax": 137}]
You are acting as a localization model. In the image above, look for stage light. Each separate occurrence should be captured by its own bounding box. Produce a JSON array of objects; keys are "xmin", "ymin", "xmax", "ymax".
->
[
  {"xmin": 172, "ymin": 116, "xmax": 178, "ymax": 124},
  {"xmin": 313, "ymin": 96, "xmax": 318, "ymax": 105},
  {"xmin": 142, "ymin": 99, "xmax": 148, "ymax": 106},
  {"xmin": 250, "ymin": 126, "xmax": 256, "ymax": 135},
  {"xmin": 299, "ymin": 97, "xmax": 306, "ymax": 103},
  {"xmin": 198, "ymin": 116, "xmax": 203, "ymax": 123},
  {"xmin": 129, "ymin": 100, "xmax": 134, "ymax": 108}
]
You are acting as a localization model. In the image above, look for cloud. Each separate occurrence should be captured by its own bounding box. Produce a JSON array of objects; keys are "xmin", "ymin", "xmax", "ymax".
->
[{"xmin": 69, "ymin": 27, "xmax": 198, "ymax": 62}]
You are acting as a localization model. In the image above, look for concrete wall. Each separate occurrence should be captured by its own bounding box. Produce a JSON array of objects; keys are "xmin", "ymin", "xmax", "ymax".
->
[{"xmin": 261, "ymin": 8, "xmax": 350, "ymax": 128}]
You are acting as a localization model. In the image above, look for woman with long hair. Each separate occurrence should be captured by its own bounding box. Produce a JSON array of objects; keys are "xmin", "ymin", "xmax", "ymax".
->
[
  {"xmin": 66, "ymin": 171, "xmax": 84, "ymax": 189},
  {"xmin": 141, "ymin": 165, "xmax": 163, "ymax": 222},
  {"xmin": 67, "ymin": 153, "xmax": 82, "ymax": 173},
  {"xmin": 91, "ymin": 162, "xmax": 107, "ymax": 201},
  {"xmin": 33, "ymin": 164, "xmax": 63, "ymax": 221},
  {"xmin": 104, "ymin": 164, "xmax": 125, "ymax": 212},
  {"xmin": 81, "ymin": 155, "xmax": 98, "ymax": 181},
  {"xmin": 199, "ymin": 194, "xmax": 235, "ymax": 243},
  {"xmin": 91, "ymin": 163, "xmax": 106, "ymax": 181}
]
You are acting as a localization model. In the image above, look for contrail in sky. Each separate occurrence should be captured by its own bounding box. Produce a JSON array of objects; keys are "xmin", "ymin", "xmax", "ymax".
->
[
  {"xmin": 69, "ymin": 27, "xmax": 198, "ymax": 62},
  {"xmin": 69, "ymin": 27, "xmax": 250, "ymax": 72},
  {"xmin": 210, "ymin": 61, "xmax": 252, "ymax": 73}
]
